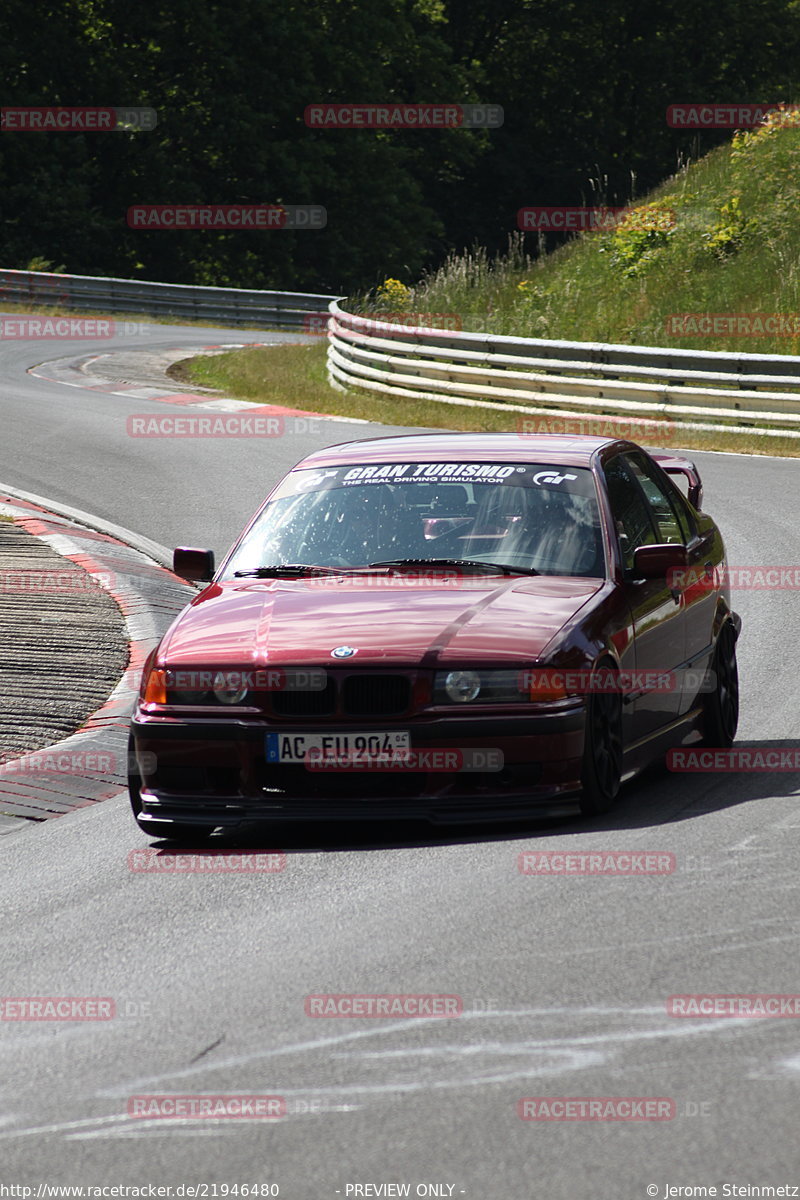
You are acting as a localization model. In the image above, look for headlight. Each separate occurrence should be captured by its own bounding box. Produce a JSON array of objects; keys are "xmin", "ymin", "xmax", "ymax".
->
[
  {"xmin": 443, "ymin": 670, "xmax": 482, "ymax": 703},
  {"xmin": 139, "ymin": 666, "xmax": 327, "ymax": 709},
  {"xmin": 211, "ymin": 672, "xmax": 249, "ymax": 705},
  {"xmin": 141, "ymin": 667, "xmax": 251, "ymax": 707},
  {"xmin": 434, "ymin": 668, "xmax": 528, "ymax": 705}
]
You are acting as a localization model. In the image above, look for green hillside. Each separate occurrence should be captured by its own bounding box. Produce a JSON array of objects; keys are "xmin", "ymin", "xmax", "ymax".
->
[
  {"xmin": 409, "ymin": 106, "xmax": 800, "ymax": 356},
  {"xmin": 183, "ymin": 108, "xmax": 800, "ymax": 456}
]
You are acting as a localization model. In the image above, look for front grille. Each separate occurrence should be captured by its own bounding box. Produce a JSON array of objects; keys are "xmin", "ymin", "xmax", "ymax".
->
[
  {"xmin": 273, "ymin": 677, "xmax": 337, "ymax": 717},
  {"xmin": 341, "ymin": 674, "xmax": 411, "ymax": 716},
  {"xmin": 263, "ymin": 669, "xmax": 415, "ymax": 718}
]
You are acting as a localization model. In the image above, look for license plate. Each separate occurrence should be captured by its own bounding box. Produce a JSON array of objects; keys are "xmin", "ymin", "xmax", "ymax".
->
[{"xmin": 266, "ymin": 731, "xmax": 411, "ymax": 764}]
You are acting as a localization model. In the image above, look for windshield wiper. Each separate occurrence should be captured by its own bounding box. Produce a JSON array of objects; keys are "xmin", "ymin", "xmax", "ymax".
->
[
  {"xmin": 233, "ymin": 564, "xmax": 350, "ymax": 578},
  {"xmin": 369, "ymin": 557, "xmax": 539, "ymax": 576}
]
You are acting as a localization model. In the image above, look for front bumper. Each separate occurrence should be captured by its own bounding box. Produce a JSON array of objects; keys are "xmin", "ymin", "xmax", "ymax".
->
[{"xmin": 130, "ymin": 707, "xmax": 586, "ymax": 826}]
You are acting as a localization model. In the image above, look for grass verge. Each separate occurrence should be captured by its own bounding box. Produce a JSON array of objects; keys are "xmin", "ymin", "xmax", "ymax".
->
[{"xmin": 175, "ymin": 341, "xmax": 800, "ymax": 457}]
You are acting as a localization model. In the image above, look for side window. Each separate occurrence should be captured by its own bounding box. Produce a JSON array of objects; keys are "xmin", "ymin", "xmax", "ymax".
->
[
  {"xmin": 624, "ymin": 453, "xmax": 687, "ymax": 545},
  {"xmin": 604, "ymin": 455, "xmax": 659, "ymax": 572},
  {"xmin": 663, "ymin": 477, "xmax": 697, "ymax": 542}
]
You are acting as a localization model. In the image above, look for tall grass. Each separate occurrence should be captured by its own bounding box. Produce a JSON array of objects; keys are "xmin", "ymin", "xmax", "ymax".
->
[{"xmin": 401, "ymin": 108, "xmax": 800, "ymax": 356}]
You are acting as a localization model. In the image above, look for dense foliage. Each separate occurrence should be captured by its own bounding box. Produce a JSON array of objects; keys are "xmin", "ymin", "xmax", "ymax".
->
[{"xmin": 1, "ymin": 0, "xmax": 798, "ymax": 292}]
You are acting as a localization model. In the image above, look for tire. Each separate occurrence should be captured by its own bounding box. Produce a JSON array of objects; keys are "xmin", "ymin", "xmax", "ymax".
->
[
  {"xmin": 128, "ymin": 732, "xmax": 214, "ymax": 842},
  {"xmin": 579, "ymin": 668, "xmax": 623, "ymax": 816},
  {"xmin": 700, "ymin": 621, "xmax": 739, "ymax": 748}
]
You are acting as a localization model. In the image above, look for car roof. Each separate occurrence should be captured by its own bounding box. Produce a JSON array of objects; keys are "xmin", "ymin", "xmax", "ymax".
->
[{"xmin": 294, "ymin": 432, "xmax": 633, "ymax": 469}]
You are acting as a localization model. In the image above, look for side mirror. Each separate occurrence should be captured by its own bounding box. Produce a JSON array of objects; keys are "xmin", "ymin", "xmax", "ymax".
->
[
  {"xmin": 633, "ymin": 543, "xmax": 688, "ymax": 580},
  {"xmin": 173, "ymin": 546, "xmax": 215, "ymax": 583}
]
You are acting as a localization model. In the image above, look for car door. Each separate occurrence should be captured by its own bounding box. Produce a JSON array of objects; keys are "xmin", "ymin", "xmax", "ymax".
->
[
  {"xmin": 603, "ymin": 453, "xmax": 685, "ymax": 742},
  {"xmin": 623, "ymin": 451, "xmax": 718, "ymax": 715}
]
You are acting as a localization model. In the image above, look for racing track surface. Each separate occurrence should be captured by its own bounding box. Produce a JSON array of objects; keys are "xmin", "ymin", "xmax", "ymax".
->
[{"xmin": 0, "ymin": 322, "xmax": 798, "ymax": 1197}]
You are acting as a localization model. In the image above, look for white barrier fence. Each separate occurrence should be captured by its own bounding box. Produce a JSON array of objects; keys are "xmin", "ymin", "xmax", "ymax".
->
[
  {"xmin": 7, "ymin": 273, "xmax": 800, "ymax": 437},
  {"xmin": 327, "ymin": 303, "xmax": 800, "ymax": 438},
  {"xmin": 0, "ymin": 268, "xmax": 339, "ymax": 330}
]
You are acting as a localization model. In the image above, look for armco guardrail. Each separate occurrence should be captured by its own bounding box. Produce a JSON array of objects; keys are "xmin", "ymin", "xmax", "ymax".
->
[
  {"xmin": 327, "ymin": 303, "xmax": 800, "ymax": 438},
  {"xmin": 0, "ymin": 268, "xmax": 340, "ymax": 329}
]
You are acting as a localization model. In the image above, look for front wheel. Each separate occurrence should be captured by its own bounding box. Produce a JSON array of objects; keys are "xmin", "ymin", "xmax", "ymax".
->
[
  {"xmin": 579, "ymin": 680, "xmax": 623, "ymax": 816},
  {"xmin": 700, "ymin": 622, "xmax": 739, "ymax": 748}
]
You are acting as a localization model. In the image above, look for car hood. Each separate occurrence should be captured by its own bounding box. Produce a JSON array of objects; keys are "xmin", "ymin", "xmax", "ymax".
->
[{"xmin": 160, "ymin": 574, "xmax": 604, "ymax": 667}]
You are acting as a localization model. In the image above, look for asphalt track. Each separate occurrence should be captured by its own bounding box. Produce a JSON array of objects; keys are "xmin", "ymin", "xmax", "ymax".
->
[{"xmin": 0, "ymin": 321, "xmax": 798, "ymax": 1197}]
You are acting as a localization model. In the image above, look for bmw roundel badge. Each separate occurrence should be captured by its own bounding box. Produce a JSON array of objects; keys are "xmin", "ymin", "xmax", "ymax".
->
[{"xmin": 331, "ymin": 645, "xmax": 357, "ymax": 659}]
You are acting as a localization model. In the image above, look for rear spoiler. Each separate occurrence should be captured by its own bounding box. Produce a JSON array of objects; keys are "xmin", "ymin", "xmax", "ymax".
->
[{"xmin": 650, "ymin": 454, "xmax": 703, "ymax": 511}]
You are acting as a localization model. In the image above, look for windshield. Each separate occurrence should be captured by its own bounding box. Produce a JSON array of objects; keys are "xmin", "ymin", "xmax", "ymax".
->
[{"xmin": 222, "ymin": 462, "xmax": 605, "ymax": 578}]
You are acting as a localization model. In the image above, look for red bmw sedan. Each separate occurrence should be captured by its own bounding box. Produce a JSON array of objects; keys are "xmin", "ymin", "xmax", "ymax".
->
[{"xmin": 128, "ymin": 433, "xmax": 740, "ymax": 838}]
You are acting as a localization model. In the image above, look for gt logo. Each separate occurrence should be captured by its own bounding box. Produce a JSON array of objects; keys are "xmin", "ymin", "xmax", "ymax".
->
[{"xmin": 532, "ymin": 470, "xmax": 578, "ymax": 486}]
